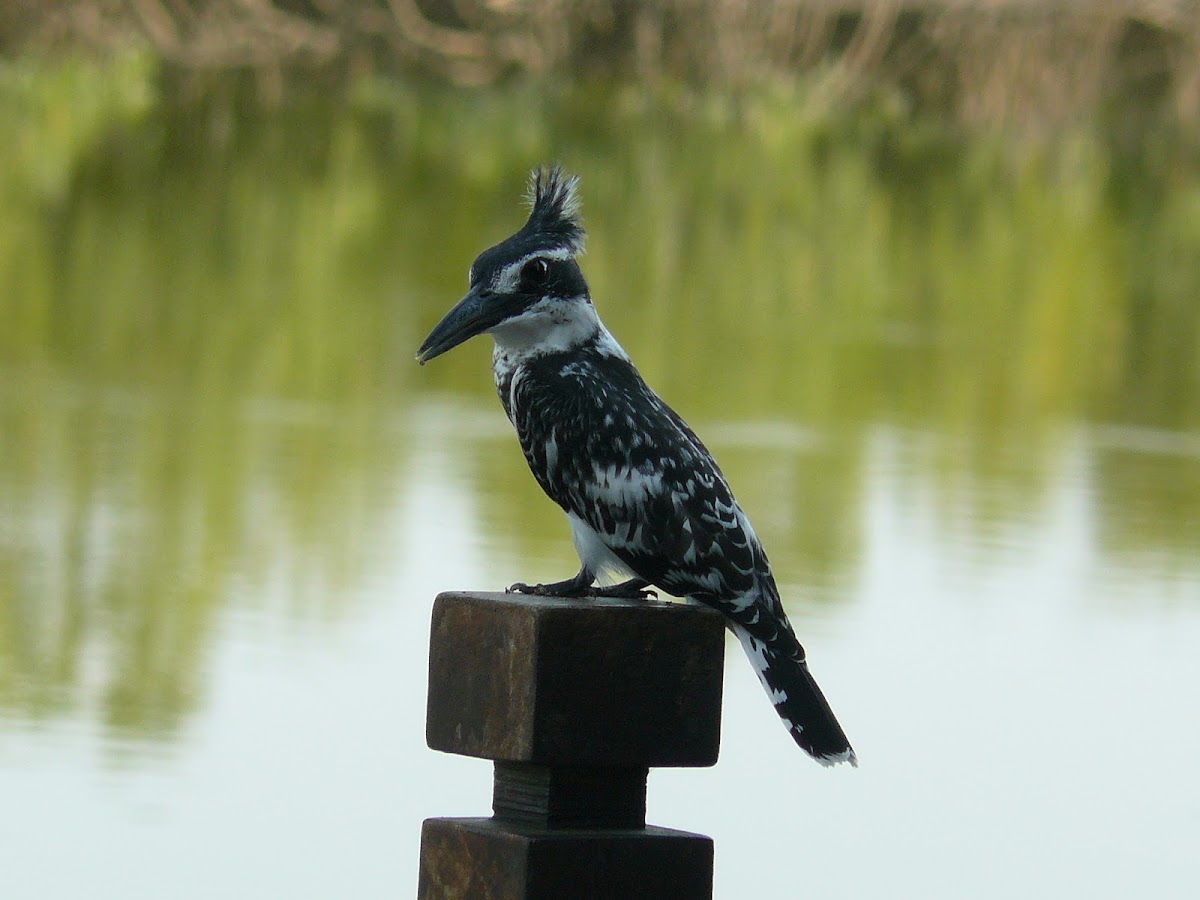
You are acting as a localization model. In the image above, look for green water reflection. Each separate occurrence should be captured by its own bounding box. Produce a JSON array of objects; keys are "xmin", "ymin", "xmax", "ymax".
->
[{"xmin": 2, "ymin": 65, "xmax": 1198, "ymax": 741}]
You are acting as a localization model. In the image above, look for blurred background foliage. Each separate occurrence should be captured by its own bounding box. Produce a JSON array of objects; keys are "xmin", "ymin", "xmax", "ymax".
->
[
  {"xmin": 5, "ymin": 1, "xmax": 1200, "ymax": 128},
  {"xmin": 1, "ymin": 1, "xmax": 1198, "ymax": 737}
]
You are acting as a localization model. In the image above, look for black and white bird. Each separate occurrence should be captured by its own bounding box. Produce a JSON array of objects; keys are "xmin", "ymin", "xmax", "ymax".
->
[{"xmin": 417, "ymin": 166, "xmax": 856, "ymax": 766}]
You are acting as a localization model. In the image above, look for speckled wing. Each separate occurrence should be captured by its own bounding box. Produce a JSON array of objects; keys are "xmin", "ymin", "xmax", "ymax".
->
[
  {"xmin": 503, "ymin": 338, "xmax": 856, "ymax": 766},
  {"xmin": 506, "ymin": 345, "xmax": 762, "ymax": 602}
]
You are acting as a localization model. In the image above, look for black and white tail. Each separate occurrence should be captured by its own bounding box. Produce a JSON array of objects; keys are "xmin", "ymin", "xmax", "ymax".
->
[{"xmin": 733, "ymin": 620, "xmax": 857, "ymax": 767}]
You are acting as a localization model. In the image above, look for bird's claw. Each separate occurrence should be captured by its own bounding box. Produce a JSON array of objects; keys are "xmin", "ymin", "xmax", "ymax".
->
[
  {"xmin": 506, "ymin": 581, "xmax": 543, "ymax": 595},
  {"xmin": 504, "ymin": 580, "xmax": 657, "ymax": 600},
  {"xmin": 593, "ymin": 585, "xmax": 658, "ymax": 600},
  {"xmin": 505, "ymin": 580, "xmax": 589, "ymax": 597}
]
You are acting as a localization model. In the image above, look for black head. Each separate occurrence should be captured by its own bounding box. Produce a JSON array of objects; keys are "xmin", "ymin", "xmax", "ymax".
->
[{"xmin": 417, "ymin": 166, "xmax": 592, "ymax": 364}]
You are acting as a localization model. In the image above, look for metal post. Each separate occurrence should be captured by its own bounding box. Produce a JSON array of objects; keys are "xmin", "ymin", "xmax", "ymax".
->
[{"xmin": 419, "ymin": 591, "xmax": 725, "ymax": 899}]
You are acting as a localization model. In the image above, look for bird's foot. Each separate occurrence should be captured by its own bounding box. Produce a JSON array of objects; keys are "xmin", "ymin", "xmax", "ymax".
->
[
  {"xmin": 591, "ymin": 579, "xmax": 657, "ymax": 600},
  {"xmin": 506, "ymin": 567, "xmax": 594, "ymax": 598},
  {"xmin": 505, "ymin": 570, "xmax": 656, "ymax": 600},
  {"xmin": 506, "ymin": 580, "xmax": 584, "ymax": 597}
]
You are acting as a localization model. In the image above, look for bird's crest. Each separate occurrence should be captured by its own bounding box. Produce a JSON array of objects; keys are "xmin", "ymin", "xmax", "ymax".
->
[{"xmin": 522, "ymin": 165, "xmax": 585, "ymax": 253}]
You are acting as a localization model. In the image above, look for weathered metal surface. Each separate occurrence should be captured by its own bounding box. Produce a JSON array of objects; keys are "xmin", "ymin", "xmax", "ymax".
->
[
  {"xmin": 418, "ymin": 817, "xmax": 714, "ymax": 900},
  {"xmin": 425, "ymin": 591, "xmax": 725, "ymax": 768}
]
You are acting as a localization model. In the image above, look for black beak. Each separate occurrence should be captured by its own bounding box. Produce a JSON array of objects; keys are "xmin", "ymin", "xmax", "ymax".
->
[{"xmin": 416, "ymin": 285, "xmax": 502, "ymax": 365}]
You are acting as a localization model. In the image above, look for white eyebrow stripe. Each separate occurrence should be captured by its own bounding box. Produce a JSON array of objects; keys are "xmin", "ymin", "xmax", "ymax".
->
[{"xmin": 495, "ymin": 261, "xmax": 521, "ymax": 293}]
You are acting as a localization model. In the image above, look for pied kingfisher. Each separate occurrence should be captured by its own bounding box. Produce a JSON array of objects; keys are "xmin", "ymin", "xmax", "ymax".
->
[{"xmin": 417, "ymin": 166, "xmax": 856, "ymax": 766}]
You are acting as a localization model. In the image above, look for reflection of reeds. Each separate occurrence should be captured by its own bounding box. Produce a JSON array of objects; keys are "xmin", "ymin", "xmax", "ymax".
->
[
  {"xmin": 0, "ymin": 93, "xmax": 415, "ymax": 737},
  {"xmin": 3, "ymin": 67, "xmax": 1199, "ymax": 736},
  {"xmin": 0, "ymin": 373, "xmax": 407, "ymax": 741},
  {"xmin": 8, "ymin": 1, "xmax": 1200, "ymax": 131}
]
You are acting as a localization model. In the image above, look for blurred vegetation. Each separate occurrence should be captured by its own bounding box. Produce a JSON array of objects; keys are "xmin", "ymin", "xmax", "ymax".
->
[
  {"xmin": 5, "ymin": 1, "xmax": 1200, "ymax": 137},
  {"xmin": 1, "ymin": 4, "xmax": 1199, "ymax": 739}
]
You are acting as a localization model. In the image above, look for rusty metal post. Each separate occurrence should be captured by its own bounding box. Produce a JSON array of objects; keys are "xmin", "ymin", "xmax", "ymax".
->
[{"xmin": 419, "ymin": 591, "xmax": 725, "ymax": 899}]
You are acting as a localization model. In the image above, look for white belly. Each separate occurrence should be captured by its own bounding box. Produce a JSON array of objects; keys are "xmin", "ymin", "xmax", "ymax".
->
[{"xmin": 566, "ymin": 512, "xmax": 637, "ymax": 586}]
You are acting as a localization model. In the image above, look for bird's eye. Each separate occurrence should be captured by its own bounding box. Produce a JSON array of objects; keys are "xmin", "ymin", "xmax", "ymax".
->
[{"xmin": 521, "ymin": 258, "xmax": 551, "ymax": 287}]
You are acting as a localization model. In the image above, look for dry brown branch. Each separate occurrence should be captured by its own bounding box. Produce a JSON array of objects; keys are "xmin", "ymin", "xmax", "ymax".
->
[
  {"xmin": 3, "ymin": 0, "xmax": 1199, "ymax": 130},
  {"xmin": 386, "ymin": 0, "xmax": 488, "ymax": 59}
]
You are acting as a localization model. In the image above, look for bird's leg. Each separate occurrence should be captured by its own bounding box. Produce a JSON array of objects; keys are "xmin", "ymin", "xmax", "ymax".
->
[
  {"xmin": 506, "ymin": 565, "xmax": 595, "ymax": 598},
  {"xmin": 591, "ymin": 578, "xmax": 657, "ymax": 600}
]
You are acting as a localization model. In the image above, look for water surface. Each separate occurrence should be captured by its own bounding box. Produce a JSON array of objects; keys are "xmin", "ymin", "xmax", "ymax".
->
[{"xmin": 1, "ymin": 81, "xmax": 1198, "ymax": 898}]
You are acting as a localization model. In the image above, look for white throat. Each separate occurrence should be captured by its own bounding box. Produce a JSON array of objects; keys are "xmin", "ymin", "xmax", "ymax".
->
[{"xmin": 489, "ymin": 296, "xmax": 603, "ymax": 360}]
